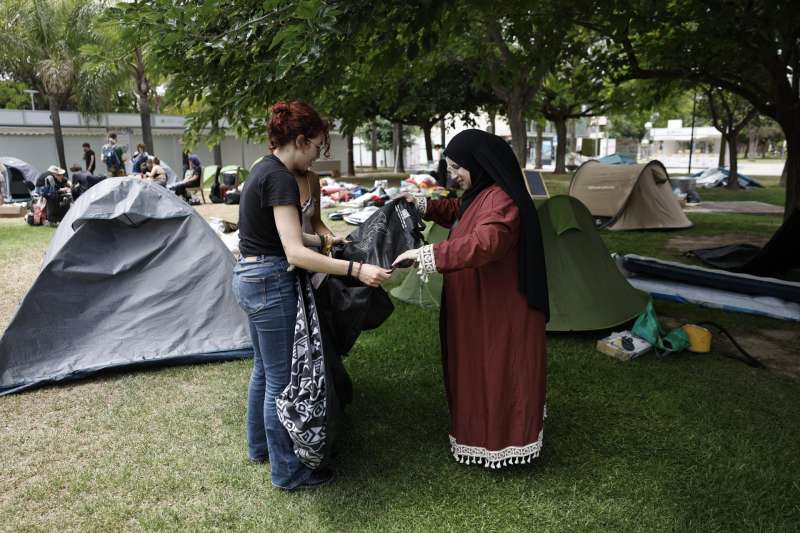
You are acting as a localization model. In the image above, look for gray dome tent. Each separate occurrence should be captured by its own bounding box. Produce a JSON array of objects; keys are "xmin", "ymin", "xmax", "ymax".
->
[
  {"xmin": 569, "ymin": 160, "xmax": 692, "ymax": 231},
  {"xmin": 0, "ymin": 157, "xmax": 39, "ymax": 202},
  {"xmin": 0, "ymin": 177, "xmax": 252, "ymax": 395}
]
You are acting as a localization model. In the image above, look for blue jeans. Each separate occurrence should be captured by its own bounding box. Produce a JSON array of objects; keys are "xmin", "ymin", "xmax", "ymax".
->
[{"xmin": 232, "ymin": 257, "xmax": 313, "ymax": 490}]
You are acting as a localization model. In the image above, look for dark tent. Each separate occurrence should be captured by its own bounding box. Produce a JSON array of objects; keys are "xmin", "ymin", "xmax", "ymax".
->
[
  {"xmin": 687, "ymin": 209, "xmax": 800, "ymax": 280},
  {"xmin": 0, "ymin": 177, "xmax": 252, "ymax": 395},
  {"xmin": 0, "ymin": 157, "xmax": 38, "ymax": 202}
]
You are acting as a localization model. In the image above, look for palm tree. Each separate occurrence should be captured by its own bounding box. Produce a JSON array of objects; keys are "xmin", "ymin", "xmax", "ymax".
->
[
  {"xmin": 0, "ymin": 0, "xmax": 117, "ymax": 170},
  {"xmin": 81, "ymin": 3, "xmax": 157, "ymax": 154}
]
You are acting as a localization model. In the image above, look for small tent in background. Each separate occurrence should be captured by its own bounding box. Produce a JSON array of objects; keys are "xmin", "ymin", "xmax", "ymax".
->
[
  {"xmin": 597, "ymin": 153, "xmax": 637, "ymax": 165},
  {"xmin": 203, "ymin": 164, "xmax": 248, "ymax": 188},
  {"xmin": 538, "ymin": 196, "xmax": 649, "ymax": 331},
  {"xmin": 569, "ymin": 160, "xmax": 692, "ymax": 231},
  {"xmin": 0, "ymin": 157, "xmax": 38, "ymax": 202},
  {"xmin": 202, "ymin": 165, "xmax": 220, "ymax": 187},
  {"xmin": 391, "ymin": 195, "xmax": 649, "ymax": 332},
  {"xmin": 0, "ymin": 177, "xmax": 252, "ymax": 395}
]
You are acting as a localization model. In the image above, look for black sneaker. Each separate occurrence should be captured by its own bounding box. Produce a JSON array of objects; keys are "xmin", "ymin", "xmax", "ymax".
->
[
  {"xmin": 286, "ymin": 468, "xmax": 335, "ymax": 491},
  {"xmin": 248, "ymin": 456, "xmax": 268, "ymax": 464}
]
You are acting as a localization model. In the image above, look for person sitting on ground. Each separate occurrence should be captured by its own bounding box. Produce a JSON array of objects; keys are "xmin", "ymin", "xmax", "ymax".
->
[
  {"xmin": 42, "ymin": 165, "xmax": 72, "ymax": 225},
  {"xmin": 68, "ymin": 164, "xmax": 93, "ymax": 200},
  {"xmin": 169, "ymin": 154, "xmax": 202, "ymax": 200},
  {"xmin": 143, "ymin": 157, "xmax": 167, "ymax": 187}
]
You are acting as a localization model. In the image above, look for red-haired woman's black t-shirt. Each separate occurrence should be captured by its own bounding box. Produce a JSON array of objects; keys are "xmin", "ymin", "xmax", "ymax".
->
[{"xmin": 238, "ymin": 155, "xmax": 300, "ymax": 257}]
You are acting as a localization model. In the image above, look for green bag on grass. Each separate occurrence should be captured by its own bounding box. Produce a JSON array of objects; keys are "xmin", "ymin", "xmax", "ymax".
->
[{"xmin": 631, "ymin": 302, "xmax": 690, "ymax": 355}]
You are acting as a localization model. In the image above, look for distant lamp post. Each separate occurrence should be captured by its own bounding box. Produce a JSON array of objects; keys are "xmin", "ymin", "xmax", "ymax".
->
[{"xmin": 23, "ymin": 89, "xmax": 39, "ymax": 110}]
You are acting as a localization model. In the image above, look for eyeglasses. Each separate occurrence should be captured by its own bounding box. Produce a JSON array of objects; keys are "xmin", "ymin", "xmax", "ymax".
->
[
  {"xmin": 447, "ymin": 162, "xmax": 461, "ymax": 175},
  {"xmin": 305, "ymin": 138, "xmax": 323, "ymax": 151}
]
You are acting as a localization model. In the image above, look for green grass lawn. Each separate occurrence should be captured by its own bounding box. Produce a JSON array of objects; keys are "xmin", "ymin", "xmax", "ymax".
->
[{"xmin": 1, "ymin": 194, "xmax": 799, "ymax": 530}]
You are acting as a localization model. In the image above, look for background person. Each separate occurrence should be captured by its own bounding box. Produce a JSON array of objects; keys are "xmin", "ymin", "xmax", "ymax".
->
[
  {"xmin": 131, "ymin": 143, "xmax": 149, "ymax": 174},
  {"xmin": 143, "ymin": 157, "xmax": 167, "ymax": 187},
  {"xmin": 42, "ymin": 165, "xmax": 72, "ymax": 225},
  {"xmin": 82, "ymin": 143, "xmax": 96, "ymax": 174},
  {"xmin": 169, "ymin": 154, "xmax": 202, "ymax": 200},
  {"xmin": 233, "ymin": 100, "xmax": 391, "ymax": 491},
  {"xmin": 101, "ymin": 133, "xmax": 124, "ymax": 176},
  {"xmin": 68, "ymin": 163, "xmax": 92, "ymax": 200},
  {"xmin": 393, "ymin": 129, "xmax": 550, "ymax": 469}
]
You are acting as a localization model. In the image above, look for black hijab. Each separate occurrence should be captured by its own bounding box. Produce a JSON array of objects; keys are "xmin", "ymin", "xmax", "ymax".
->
[{"xmin": 443, "ymin": 129, "xmax": 549, "ymax": 318}]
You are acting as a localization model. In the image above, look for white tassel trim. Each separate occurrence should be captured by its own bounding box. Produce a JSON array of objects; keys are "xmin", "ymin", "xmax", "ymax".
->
[{"xmin": 449, "ymin": 428, "xmax": 544, "ymax": 469}]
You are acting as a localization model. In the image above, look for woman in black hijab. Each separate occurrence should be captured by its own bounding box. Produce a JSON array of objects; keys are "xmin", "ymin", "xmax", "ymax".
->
[{"xmin": 394, "ymin": 129, "xmax": 549, "ymax": 468}]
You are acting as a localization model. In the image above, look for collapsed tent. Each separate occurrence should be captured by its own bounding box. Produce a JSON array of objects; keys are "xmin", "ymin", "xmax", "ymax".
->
[
  {"xmin": 0, "ymin": 157, "xmax": 38, "ymax": 203},
  {"xmin": 0, "ymin": 177, "xmax": 252, "ymax": 395},
  {"xmin": 691, "ymin": 167, "xmax": 763, "ymax": 189},
  {"xmin": 618, "ymin": 254, "xmax": 800, "ymax": 321},
  {"xmin": 391, "ymin": 196, "xmax": 649, "ymax": 331},
  {"xmin": 687, "ymin": 209, "xmax": 800, "ymax": 279},
  {"xmin": 569, "ymin": 160, "xmax": 693, "ymax": 230}
]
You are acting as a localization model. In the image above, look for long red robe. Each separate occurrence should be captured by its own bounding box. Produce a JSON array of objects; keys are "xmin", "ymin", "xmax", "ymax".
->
[{"xmin": 427, "ymin": 185, "xmax": 547, "ymax": 468}]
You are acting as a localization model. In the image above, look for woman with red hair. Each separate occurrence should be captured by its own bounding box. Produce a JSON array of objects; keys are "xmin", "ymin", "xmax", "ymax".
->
[{"xmin": 234, "ymin": 101, "xmax": 392, "ymax": 491}]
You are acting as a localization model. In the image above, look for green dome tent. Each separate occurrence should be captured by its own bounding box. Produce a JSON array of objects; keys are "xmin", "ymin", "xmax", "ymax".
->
[
  {"xmin": 390, "ymin": 223, "xmax": 449, "ymax": 307},
  {"xmin": 203, "ymin": 165, "xmax": 249, "ymax": 188},
  {"xmin": 539, "ymin": 195, "xmax": 649, "ymax": 331},
  {"xmin": 391, "ymin": 196, "xmax": 649, "ymax": 331},
  {"xmin": 201, "ymin": 165, "xmax": 220, "ymax": 187}
]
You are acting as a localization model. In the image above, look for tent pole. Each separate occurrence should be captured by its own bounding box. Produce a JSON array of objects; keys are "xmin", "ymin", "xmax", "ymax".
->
[{"xmin": 688, "ymin": 88, "xmax": 697, "ymax": 174}]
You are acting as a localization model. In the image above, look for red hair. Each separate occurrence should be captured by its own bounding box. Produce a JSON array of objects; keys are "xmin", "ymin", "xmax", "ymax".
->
[{"xmin": 268, "ymin": 101, "xmax": 330, "ymax": 157}]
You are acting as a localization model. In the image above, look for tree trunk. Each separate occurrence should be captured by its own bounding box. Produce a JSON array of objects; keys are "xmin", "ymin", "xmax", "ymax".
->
[
  {"xmin": 534, "ymin": 122, "xmax": 543, "ymax": 168},
  {"xmin": 212, "ymin": 119, "xmax": 223, "ymax": 167},
  {"xmin": 506, "ymin": 98, "xmax": 528, "ymax": 166},
  {"xmin": 370, "ymin": 119, "xmax": 378, "ymax": 169},
  {"xmin": 138, "ymin": 93, "xmax": 153, "ymax": 154},
  {"xmin": 423, "ymin": 123, "xmax": 433, "ymax": 162},
  {"xmin": 718, "ymin": 136, "xmax": 727, "ymax": 167},
  {"xmin": 784, "ymin": 126, "xmax": 800, "ymax": 218},
  {"xmin": 568, "ymin": 119, "xmax": 577, "ymax": 152},
  {"xmin": 134, "ymin": 48, "xmax": 153, "ymax": 153},
  {"xmin": 346, "ymin": 133, "xmax": 355, "ymax": 176},
  {"xmin": 488, "ymin": 110, "xmax": 496, "ymax": 134},
  {"xmin": 726, "ymin": 133, "xmax": 740, "ymax": 190},
  {"xmin": 440, "ymin": 117, "xmax": 446, "ymax": 148},
  {"xmin": 49, "ymin": 95, "xmax": 67, "ymax": 171},
  {"xmin": 393, "ymin": 122, "xmax": 405, "ymax": 173},
  {"xmin": 554, "ymin": 117, "xmax": 567, "ymax": 175}
]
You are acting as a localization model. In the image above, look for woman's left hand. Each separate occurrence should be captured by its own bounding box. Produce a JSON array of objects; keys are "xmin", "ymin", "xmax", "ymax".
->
[
  {"xmin": 331, "ymin": 234, "xmax": 350, "ymax": 245},
  {"xmin": 392, "ymin": 248, "xmax": 419, "ymax": 268}
]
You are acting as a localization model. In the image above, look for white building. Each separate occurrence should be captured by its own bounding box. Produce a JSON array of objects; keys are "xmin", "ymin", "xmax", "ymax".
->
[
  {"xmin": 0, "ymin": 109, "xmax": 346, "ymax": 176},
  {"xmin": 644, "ymin": 119, "xmax": 722, "ymax": 169}
]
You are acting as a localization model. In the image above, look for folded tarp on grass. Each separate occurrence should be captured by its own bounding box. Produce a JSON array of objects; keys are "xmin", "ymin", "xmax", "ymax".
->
[
  {"xmin": 687, "ymin": 209, "xmax": 800, "ymax": 279},
  {"xmin": 0, "ymin": 177, "xmax": 252, "ymax": 395}
]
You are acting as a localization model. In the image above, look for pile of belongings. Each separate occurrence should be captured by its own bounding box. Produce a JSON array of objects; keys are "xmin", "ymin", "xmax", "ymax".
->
[
  {"xmin": 687, "ymin": 167, "xmax": 763, "ymax": 189},
  {"xmin": 319, "ymin": 175, "xmax": 455, "ymax": 224}
]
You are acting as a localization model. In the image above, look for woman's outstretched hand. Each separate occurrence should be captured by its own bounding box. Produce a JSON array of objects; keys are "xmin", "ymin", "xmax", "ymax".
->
[
  {"xmin": 392, "ymin": 248, "xmax": 419, "ymax": 268},
  {"xmin": 357, "ymin": 264, "xmax": 393, "ymax": 287}
]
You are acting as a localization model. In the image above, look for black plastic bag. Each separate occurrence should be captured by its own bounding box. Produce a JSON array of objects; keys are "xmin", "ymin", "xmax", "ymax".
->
[{"xmin": 334, "ymin": 199, "xmax": 425, "ymax": 269}]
